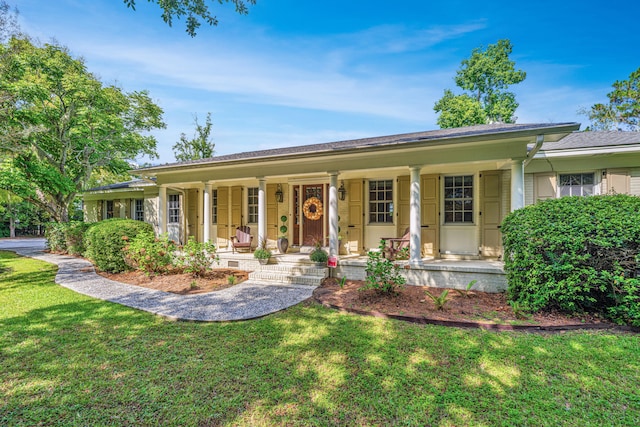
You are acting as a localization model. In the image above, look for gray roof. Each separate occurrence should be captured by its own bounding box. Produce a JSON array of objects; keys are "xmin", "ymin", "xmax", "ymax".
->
[
  {"xmin": 86, "ymin": 179, "xmax": 150, "ymax": 192},
  {"xmin": 139, "ymin": 122, "xmax": 579, "ymax": 172},
  {"xmin": 540, "ymin": 131, "xmax": 640, "ymax": 151}
]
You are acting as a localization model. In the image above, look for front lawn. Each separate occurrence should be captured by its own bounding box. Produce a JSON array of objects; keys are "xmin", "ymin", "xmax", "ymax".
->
[{"xmin": 1, "ymin": 250, "xmax": 638, "ymax": 426}]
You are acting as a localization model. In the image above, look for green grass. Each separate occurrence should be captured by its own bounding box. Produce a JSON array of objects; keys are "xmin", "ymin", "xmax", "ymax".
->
[{"xmin": 1, "ymin": 250, "xmax": 639, "ymax": 426}]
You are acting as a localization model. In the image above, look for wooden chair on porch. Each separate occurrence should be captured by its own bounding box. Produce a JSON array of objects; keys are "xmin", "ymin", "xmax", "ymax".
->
[
  {"xmin": 231, "ymin": 226, "xmax": 253, "ymax": 253},
  {"xmin": 381, "ymin": 227, "xmax": 410, "ymax": 260}
]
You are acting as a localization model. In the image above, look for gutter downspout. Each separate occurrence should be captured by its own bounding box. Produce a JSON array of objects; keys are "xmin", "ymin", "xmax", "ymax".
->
[{"xmin": 524, "ymin": 135, "xmax": 544, "ymax": 167}]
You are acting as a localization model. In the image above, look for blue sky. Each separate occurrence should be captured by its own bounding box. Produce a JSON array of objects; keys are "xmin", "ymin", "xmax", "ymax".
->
[{"xmin": 15, "ymin": 0, "xmax": 640, "ymax": 163}]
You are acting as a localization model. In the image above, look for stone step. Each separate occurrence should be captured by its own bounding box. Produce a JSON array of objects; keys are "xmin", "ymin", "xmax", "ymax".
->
[{"xmin": 248, "ymin": 271, "xmax": 326, "ymax": 287}]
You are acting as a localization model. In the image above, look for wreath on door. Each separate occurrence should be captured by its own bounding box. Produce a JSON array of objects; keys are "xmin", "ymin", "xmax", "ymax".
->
[{"xmin": 303, "ymin": 197, "xmax": 323, "ymax": 221}]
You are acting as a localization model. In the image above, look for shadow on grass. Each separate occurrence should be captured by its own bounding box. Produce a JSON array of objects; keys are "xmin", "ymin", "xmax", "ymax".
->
[{"xmin": 1, "ymin": 251, "xmax": 639, "ymax": 426}]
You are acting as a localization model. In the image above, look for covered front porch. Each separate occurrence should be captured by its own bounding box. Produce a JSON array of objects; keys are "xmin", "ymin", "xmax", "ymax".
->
[{"xmin": 136, "ymin": 124, "xmax": 580, "ymax": 291}]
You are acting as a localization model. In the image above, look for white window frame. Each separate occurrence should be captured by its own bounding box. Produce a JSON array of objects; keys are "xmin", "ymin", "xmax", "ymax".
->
[
  {"xmin": 212, "ymin": 189, "xmax": 218, "ymax": 224},
  {"xmin": 247, "ymin": 187, "xmax": 258, "ymax": 224},
  {"xmin": 134, "ymin": 199, "xmax": 144, "ymax": 221},
  {"xmin": 368, "ymin": 179, "xmax": 394, "ymax": 224},
  {"xmin": 443, "ymin": 175, "xmax": 474, "ymax": 224},
  {"xmin": 558, "ymin": 172, "xmax": 596, "ymax": 197},
  {"xmin": 168, "ymin": 194, "xmax": 180, "ymax": 224}
]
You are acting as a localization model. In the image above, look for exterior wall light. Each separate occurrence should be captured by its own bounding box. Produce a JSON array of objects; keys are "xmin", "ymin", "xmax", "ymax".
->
[{"xmin": 338, "ymin": 181, "xmax": 347, "ymax": 201}]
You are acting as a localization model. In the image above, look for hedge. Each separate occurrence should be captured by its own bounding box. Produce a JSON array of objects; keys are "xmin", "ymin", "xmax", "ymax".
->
[
  {"xmin": 84, "ymin": 219, "xmax": 153, "ymax": 273},
  {"xmin": 501, "ymin": 194, "xmax": 640, "ymax": 326},
  {"xmin": 44, "ymin": 221, "xmax": 93, "ymax": 255}
]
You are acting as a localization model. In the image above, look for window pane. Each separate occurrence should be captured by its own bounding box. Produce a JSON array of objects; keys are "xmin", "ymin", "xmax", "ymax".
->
[
  {"xmin": 444, "ymin": 175, "xmax": 473, "ymax": 223},
  {"xmin": 368, "ymin": 180, "xmax": 393, "ymax": 223}
]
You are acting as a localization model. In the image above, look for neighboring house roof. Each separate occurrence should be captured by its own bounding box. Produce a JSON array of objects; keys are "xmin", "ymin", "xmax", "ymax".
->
[
  {"xmin": 137, "ymin": 122, "xmax": 579, "ymax": 173},
  {"xmin": 540, "ymin": 131, "xmax": 640, "ymax": 151},
  {"xmin": 86, "ymin": 179, "xmax": 152, "ymax": 193}
]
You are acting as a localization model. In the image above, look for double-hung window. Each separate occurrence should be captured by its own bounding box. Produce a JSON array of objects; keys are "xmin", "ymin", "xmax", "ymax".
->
[
  {"xmin": 212, "ymin": 189, "xmax": 218, "ymax": 224},
  {"xmin": 168, "ymin": 194, "xmax": 180, "ymax": 224},
  {"xmin": 105, "ymin": 200, "xmax": 114, "ymax": 219},
  {"xmin": 369, "ymin": 180, "xmax": 393, "ymax": 223},
  {"xmin": 444, "ymin": 175, "xmax": 473, "ymax": 223},
  {"xmin": 134, "ymin": 199, "xmax": 144, "ymax": 221},
  {"xmin": 559, "ymin": 173, "xmax": 594, "ymax": 196},
  {"xmin": 247, "ymin": 187, "xmax": 258, "ymax": 223}
]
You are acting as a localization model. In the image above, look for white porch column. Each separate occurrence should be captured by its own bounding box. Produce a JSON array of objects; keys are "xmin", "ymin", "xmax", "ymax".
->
[
  {"xmin": 258, "ymin": 178, "xmax": 266, "ymax": 245},
  {"xmin": 158, "ymin": 185, "xmax": 167, "ymax": 234},
  {"xmin": 203, "ymin": 182, "xmax": 212, "ymax": 243},
  {"xmin": 510, "ymin": 159, "xmax": 525, "ymax": 211},
  {"xmin": 328, "ymin": 172, "xmax": 339, "ymax": 257},
  {"xmin": 409, "ymin": 166, "xmax": 422, "ymax": 265}
]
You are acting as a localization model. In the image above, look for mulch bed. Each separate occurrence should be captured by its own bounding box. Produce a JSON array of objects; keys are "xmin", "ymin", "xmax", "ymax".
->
[{"xmin": 313, "ymin": 278, "xmax": 632, "ymax": 332}]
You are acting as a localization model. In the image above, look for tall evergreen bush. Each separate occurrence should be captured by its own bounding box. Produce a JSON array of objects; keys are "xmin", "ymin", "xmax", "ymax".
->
[
  {"xmin": 84, "ymin": 219, "xmax": 153, "ymax": 273},
  {"xmin": 501, "ymin": 194, "xmax": 640, "ymax": 326}
]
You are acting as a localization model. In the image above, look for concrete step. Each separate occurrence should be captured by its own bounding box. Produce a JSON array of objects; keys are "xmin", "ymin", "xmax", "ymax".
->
[
  {"xmin": 255, "ymin": 264, "xmax": 328, "ymax": 277},
  {"xmin": 248, "ymin": 263, "xmax": 328, "ymax": 287},
  {"xmin": 249, "ymin": 271, "xmax": 326, "ymax": 287}
]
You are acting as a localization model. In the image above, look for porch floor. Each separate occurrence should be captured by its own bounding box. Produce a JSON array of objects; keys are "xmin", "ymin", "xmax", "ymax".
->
[{"xmin": 216, "ymin": 249, "xmax": 507, "ymax": 293}]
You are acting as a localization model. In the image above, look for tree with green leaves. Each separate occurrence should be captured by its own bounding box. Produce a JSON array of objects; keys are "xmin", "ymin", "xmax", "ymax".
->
[
  {"xmin": 172, "ymin": 112, "xmax": 215, "ymax": 162},
  {"xmin": 123, "ymin": 0, "xmax": 256, "ymax": 37},
  {"xmin": 0, "ymin": 37, "xmax": 165, "ymax": 222},
  {"xmin": 584, "ymin": 67, "xmax": 640, "ymax": 131},
  {"xmin": 0, "ymin": 188, "xmax": 47, "ymax": 237},
  {"xmin": 434, "ymin": 39, "xmax": 526, "ymax": 128},
  {"xmin": 0, "ymin": 0, "xmax": 19, "ymax": 43}
]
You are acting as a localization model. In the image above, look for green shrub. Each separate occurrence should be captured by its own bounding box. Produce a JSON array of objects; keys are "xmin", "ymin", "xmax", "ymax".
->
[
  {"xmin": 45, "ymin": 222, "xmax": 67, "ymax": 253},
  {"xmin": 84, "ymin": 219, "xmax": 153, "ymax": 273},
  {"xmin": 175, "ymin": 236, "xmax": 218, "ymax": 277},
  {"xmin": 65, "ymin": 221, "xmax": 92, "ymax": 256},
  {"xmin": 123, "ymin": 231, "xmax": 177, "ymax": 275},
  {"xmin": 360, "ymin": 240, "xmax": 406, "ymax": 294},
  {"xmin": 309, "ymin": 247, "xmax": 328, "ymax": 263},
  {"xmin": 502, "ymin": 194, "xmax": 640, "ymax": 326}
]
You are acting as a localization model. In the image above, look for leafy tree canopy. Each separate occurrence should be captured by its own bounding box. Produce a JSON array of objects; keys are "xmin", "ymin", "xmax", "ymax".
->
[
  {"xmin": 0, "ymin": 37, "xmax": 165, "ymax": 222},
  {"xmin": 584, "ymin": 67, "xmax": 640, "ymax": 131},
  {"xmin": 434, "ymin": 39, "xmax": 526, "ymax": 128},
  {"xmin": 0, "ymin": 0, "xmax": 19, "ymax": 43},
  {"xmin": 123, "ymin": 0, "xmax": 256, "ymax": 37},
  {"xmin": 433, "ymin": 90, "xmax": 486, "ymax": 129},
  {"xmin": 172, "ymin": 112, "xmax": 215, "ymax": 162}
]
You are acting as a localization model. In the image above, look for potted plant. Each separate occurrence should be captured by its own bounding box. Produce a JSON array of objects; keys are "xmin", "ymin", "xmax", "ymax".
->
[
  {"xmin": 277, "ymin": 215, "xmax": 289, "ymax": 254},
  {"xmin": 309, "ymin": 242, "xmax": 329, "ymax": 266},
  {"xmin": 253, "ymin": 238, "xmax": 272, "ymax": 265}
]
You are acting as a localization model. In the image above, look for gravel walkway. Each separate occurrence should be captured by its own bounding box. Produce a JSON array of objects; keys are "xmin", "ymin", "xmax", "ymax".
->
[{"xmin": 1, "ymin": 238, "xmax": 316, "ymax": 321}]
